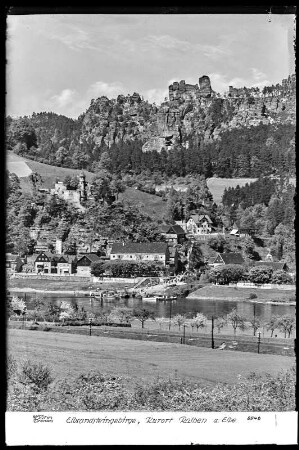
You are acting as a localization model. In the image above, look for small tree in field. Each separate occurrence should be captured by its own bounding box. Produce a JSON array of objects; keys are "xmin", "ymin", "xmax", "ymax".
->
[
  {"xmin": 191, "ymin": 313, "xmax": 207, "ymax": 332},
  {"xmin": 155, "ymin": 317, "xmax": 166, "ymax": 330},
  {"xmin": 172, "ymin": 314, "xmax": 186, "ymax": 331},
  {"xmin": 133, "ymin": 308, "xmax": 155, "ymax": 329},
  {"xmin": 11, "ymin": 296, "xmax": 26, "ymax": 316},
  {"xmin": 277, "ymin": 315, "xmax": 296, "ymax": 338},
  {"xmin": 226, "ymin": 308, "xmax": 247, "ymax": 335},
  {"xmin": 265, "ymin": 316, "xmax": 280, "ymax": 337},
  {"xmin": 109, "ymin": 307, "xmax": 133, "ymax": 324},
  {"xmin": 249, "ymin": 317, "xmax": 261, "ymax": 336},
  {"xmin": 215, "ymin": 316, "xmax": 227, "ymax": 333}
]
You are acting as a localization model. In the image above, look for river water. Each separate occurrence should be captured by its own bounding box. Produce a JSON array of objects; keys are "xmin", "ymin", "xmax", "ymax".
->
[{"xmin": 20, "ymin": 293, "xmax": 295, "ymax": 322}]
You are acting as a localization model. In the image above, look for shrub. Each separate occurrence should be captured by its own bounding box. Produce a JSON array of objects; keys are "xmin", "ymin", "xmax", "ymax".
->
[
  {"xmin": 248, "ymin": 293, "xmax": 257, "ymax": 299},
  {"xmin": 7, "ymin": 355, "xmax": 17, "ymax": 381},
  {"xmin": 19, "ymin": 360, "xmax": 54, "ymax": 391}
]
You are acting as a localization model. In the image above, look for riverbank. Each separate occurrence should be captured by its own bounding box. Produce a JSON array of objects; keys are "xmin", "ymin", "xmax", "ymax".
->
[
  {"xmin": 188, "ymin": 285, "xmax": 296, "ymax": 305},
  {"xmin": 7, "ymin": 279, "xmax": 129, "ymax": 293}
]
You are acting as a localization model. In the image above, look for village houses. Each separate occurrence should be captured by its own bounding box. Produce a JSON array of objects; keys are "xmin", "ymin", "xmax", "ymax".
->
[{"xmin": 186, "ymin": 214, "xmax": 213, "ymax": 235}]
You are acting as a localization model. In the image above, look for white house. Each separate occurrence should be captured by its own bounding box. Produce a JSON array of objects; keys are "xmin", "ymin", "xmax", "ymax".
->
[
  {"xmin": 110, "ymin": 242, "xmax": 169, "ymax": 266},
  {"xmin": 186, "ymin": 214, "xmax": 213, "ymax": 235}
]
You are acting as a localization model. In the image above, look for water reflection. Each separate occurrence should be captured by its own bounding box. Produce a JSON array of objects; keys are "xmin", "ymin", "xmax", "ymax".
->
[{"xmin": 21, "ymin": 293, "xmax": 296, "ymax": 322}]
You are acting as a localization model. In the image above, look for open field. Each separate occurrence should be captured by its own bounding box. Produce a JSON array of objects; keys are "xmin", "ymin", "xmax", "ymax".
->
[
  {"xmin": 7, "ymin": 328, "xmax": 295, "ymax": 387},
  {"xmin": 7, "ymin": 278, "xmax": 129, "ymax": 292},
  {"xmin": 7, "ymin": 151, "xmax": 94, "ymax": 192},
  {"xmin": 188, "ymin": 285, "xmax": 296, "ymax": 303},
  {"xmin": 119, "ymin": 187, "xmax": 166, "ymax": 219},
  {"xmin": 206, "ymin": 177, "xmax": 258, "ymax": 203}
]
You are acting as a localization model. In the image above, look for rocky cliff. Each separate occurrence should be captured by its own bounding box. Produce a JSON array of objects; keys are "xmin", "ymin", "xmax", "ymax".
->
[{"xmin": 80, "ymin": 74, "xmax": 296, "ymax": 153}]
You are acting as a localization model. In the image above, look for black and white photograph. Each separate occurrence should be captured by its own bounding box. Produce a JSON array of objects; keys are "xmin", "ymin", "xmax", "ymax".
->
[{"xmin": 5, "ymin": 8, "xmax": 296, "ymax": 445}]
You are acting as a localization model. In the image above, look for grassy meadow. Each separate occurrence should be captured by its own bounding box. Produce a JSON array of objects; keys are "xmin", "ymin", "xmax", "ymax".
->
[
  {"xmin": 8, "ymin": 328, "xmax": 294, "ymax": 387},
  {"xmin": 188, "ymin": 285, "xmax": 296, "ymax": 303}
]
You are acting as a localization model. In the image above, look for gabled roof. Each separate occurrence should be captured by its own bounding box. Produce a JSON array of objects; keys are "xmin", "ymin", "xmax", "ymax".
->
[
  {"xmin": 218, "ymin": 252, "xmax": 245, "ymax": 265},
  {"xmin": 189, "ymin": 214, "xmax": 212, "ymax": 224},
  {"xmin": 254, "ymin": 261, "xmax": 287, "ymax": 270},
  {"xmin": 111, "ymin": 242, "xmax": 168, "ymax": 255},
  {"xmin": 160, "ymin": 224, "xmax": 185, "ymax": 235},
  {"xmin": 77, "ymin": 253, "xmax": 102, "ymax": 263}
]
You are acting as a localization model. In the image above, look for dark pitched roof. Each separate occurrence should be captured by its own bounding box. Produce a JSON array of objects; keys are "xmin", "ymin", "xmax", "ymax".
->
[
  {"xmin": 77, "ymin": 253, "xmax": 102, "ymax": 263},
  {"xmin": 111, "ymin": 242, "xmax": 168, "ymax": 255},
  {"xmin": 189, "ymin": 214, "xmax": 212, "ymax": 224},
  {"xmin": 160, "ymin": 224, "xmax": 185, "ymax": 235},
  {"xmin": 219, "ymin": 252, "xmax": 245, "ymax": 265},
  {"xmin": 254, "ymin": 261, "xmax": 287, "ymax": 270}
]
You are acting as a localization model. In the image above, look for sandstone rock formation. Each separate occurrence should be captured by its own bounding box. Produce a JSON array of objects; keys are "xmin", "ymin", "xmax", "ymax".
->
[{"xmin": 80, "ymin": 74, "xmax": 296, "ymax": 153}]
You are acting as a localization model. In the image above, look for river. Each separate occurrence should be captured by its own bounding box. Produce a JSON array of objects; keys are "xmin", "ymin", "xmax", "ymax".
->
[{"xmin": 20, "ymin": 292, "xmax": 295, "ymax": 322}]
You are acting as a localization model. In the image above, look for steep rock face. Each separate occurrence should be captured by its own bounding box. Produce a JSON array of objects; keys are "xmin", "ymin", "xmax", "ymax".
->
[{"xmin": 80, "ymin": 74, "xmax": 296, "ymax": 153}]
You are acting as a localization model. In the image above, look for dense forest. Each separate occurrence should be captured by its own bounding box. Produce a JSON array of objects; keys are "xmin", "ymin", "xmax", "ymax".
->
[{"xmin": 6, "ymin": 113, "xmax": 295, "ymax": 178}]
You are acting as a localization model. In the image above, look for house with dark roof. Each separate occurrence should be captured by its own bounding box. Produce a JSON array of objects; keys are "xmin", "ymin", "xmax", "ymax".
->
[
  {"xmin": 230, "ymin": 227, "xmax": 257, "ymax": 237},
  {"xmin": 208, "ymin": 252, "xmax": 245, "ymax": 267},
  {"xmin": 186, "ymin": 214, "xmax": 213, "ymax": 235},
  {"xmin": 110, "ymin": 242, "xmax": 169, "ymax": 266},
  {"xmin": 253, "ymin": 261, "xmax": 288, "ymax": 271},
  {"xmin": 160, "ymin": 224, "xmax": 186, "ymax": 244},
  {"xmin": 76, "ymin": 253, "xmax": 103, "ymax": 276},
  {"xmin": 34, "ymin": 252, "xmax": 77, "ymax": 275}
]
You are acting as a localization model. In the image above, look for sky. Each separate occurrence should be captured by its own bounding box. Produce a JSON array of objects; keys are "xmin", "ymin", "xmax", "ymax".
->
[{"xmin": 6, "ymin": 13, "xmax": 295, "ymax": 119}]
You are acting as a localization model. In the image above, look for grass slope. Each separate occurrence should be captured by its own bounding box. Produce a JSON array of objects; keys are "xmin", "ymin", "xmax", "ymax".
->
[
  {"xmin": 188, "ymin": 285, "xmax": 295, "ymax": 302},
  {"xmin": 7, "ymin": 151, "xmax": 94, "ymax": 192},
  {"xmin": 206, "ymin": 177, "xmax": 258, "ymax": 203},
  {"xmin": 8, "ymin": 328, "xmax": 294, "ymax": 387},
  {"xmin": 119, "ymin": 187, "xmax": 166, "ymax": 219}
]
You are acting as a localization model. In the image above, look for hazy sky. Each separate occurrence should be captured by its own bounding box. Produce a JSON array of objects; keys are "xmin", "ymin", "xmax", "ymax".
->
[{"xmin": 6, "ymin": 13, "xmax": 295, "ymax": 118}]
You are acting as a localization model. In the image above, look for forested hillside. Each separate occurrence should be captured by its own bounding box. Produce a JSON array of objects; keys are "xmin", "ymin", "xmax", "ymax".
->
[{"xmin": 6, "ymin": 74, "xmax": 296, "ymax": 178}]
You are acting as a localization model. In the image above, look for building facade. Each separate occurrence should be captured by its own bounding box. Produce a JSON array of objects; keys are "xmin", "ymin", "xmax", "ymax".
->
[
  {"xmin": 186, "ymin": 214, "xmax": 213, "ymax": 235},
  {"xmin": 110, "ymin": 242, "xmax": 169, "ymax": 266}
]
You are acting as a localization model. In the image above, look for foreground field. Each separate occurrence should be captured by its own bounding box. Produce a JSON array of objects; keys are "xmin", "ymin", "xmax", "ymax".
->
[
  {"xmin": 8, "ymin": 329, "xmax": 294, "ymax": 387},
  {"xmin": 188, "ymin": 285, "xmax": 295, "ymax": 303}
]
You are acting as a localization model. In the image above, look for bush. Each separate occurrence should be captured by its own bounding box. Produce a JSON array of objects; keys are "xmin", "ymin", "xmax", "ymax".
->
[
  {"xmin": 19, "ymin": 360, "xmax": 54, "ymax": 391},
  {"xmin": 248, "ymin": 293, "xmax": 257, "ymax": 299},
  {"xmin": 40, "ymin": 325, "xmax": 52, "ymax": 332},
  {"xmin": 28, "ymin": 325, "xmax": 39, "ymax": 330},
  {"xmin": 7, "ymin": 355, "xmax": 17, "ymax": 381},
  {"xmin": 6, "ymin": 360, "xmax": 296, "ymax": 412}
]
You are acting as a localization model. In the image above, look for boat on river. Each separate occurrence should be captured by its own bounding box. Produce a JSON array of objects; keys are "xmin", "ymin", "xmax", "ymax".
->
[{"xmin": 142, "ymin": 296, "xmax": 158, "ymax": 302}]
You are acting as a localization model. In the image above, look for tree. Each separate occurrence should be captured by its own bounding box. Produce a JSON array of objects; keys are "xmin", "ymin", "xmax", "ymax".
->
[
  {"xmin": 31, "ymin": 297, "xmax": 45, "ymax": 322},
  {"xmin": 249, "ymin": 317, "xmax": 260, "ymax": 336},
  {"xmin": 277, "ymin": 315, "xmax": 296, "ymax": 338},
  {"xmin": 10, "ymin": 296, "xmax": 26, "ymax": 316},
  {"xmin": 226, "ymin": 308, "xmax": 247, "ymax": 335},
  {"xmin": 90, "ymin": 261, "xmax": 105, "ymax": 277},
  {"xmin": 132, "ymin": 308, "xmax": 155, "ymax": 329},
  {"xmin": 209, "ymin": 265, "xmax": 247, "ymax": 285},
  {"xmin": 265, "ymin": 316, "xmax": 280, "ymax": 338},
  {"xmin": 109, "ymin": 307, "xmax": 133, "ymax": 324},
  {"xmin": 272, "ymin": 270, "xmax": 293, "ymax": 285},
  {"xmin": 215, "ymin": 316, "xmax": 227, "ymax": 333},
  {"xmin": 172, "ymin": 314, "xmax": 186, "ymax": 331},
  {"xmin": 155, "ymin": 317, "xmax": 167, "ymax": 330},
  {"xmin": 248, "ymin": 266, "xmax": 273, "ymax": 284},
  {"xmin": 191, "ymin": 313, "xmax": 207, "ymax": 332}
]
